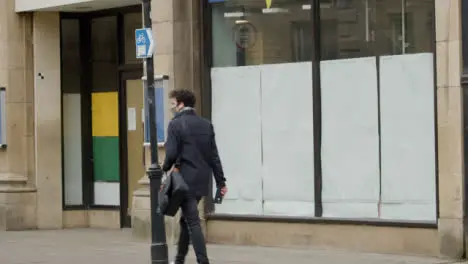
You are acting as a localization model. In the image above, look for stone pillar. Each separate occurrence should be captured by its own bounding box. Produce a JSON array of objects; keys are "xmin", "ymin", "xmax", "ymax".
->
[
  {"xmin": 33, "ymin": 12, "xmax": 63, "ymax": 229},
  {"xmin": 0, "ymin": 0, "xmax": 37, "ymax": 230},
  {"xmin": 132, "ymin": 0, "xmax": 204, "ymax": 242},
  {"xmin": 435, "ymin": 0, "xmax": 465, "ymax": 258}
]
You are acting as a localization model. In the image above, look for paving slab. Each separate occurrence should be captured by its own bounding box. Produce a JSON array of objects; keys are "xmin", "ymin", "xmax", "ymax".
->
[{"xmin": 0, "ymin": 229, "xmax": 463, "ymax": 264}]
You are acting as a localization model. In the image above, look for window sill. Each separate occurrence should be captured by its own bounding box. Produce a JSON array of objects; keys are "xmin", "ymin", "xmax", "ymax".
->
[
  {"xmin": 206, "ymin": 213, "xmax": 437, "ymax": 229},
  {"xmin": 89, "ymin": 205, "xmax": 120, "ymax": 210},
  {"xmin": 63, "ymin": 205, "xmax": 119, "ymax": 211},
  {"xmin": 63, "ymin": 205, "xmax": 86, "ymax": 211}
]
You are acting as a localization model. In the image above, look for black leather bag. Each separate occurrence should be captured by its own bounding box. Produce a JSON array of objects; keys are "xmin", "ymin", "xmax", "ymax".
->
[
  {"xmin": 159, "ymin": 170, "xmax": 189, "ymax": 216},
  {"xmin": 159, "ymin": 118, "xmax": 190, "ymax": 216}
]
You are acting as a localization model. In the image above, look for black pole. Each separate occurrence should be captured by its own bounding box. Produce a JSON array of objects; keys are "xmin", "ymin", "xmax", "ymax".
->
[
  {"xmin": 142, "ymin": 0, "xmax": 169, "ymax": 263},
  {"xmin": 311, "ymin": 0, "xmax": 323, "ymax": 217}
]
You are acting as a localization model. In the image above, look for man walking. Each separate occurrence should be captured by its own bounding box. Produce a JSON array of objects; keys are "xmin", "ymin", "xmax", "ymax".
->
[{"xmin": 162, "ymin": 89, "xmax": 227, "ymax": 264}]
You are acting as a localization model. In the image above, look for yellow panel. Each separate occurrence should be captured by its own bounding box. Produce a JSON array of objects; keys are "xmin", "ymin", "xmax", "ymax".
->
[{"xmin": 92, "ymin": 92, "xmax": 119, "ymax": 137}]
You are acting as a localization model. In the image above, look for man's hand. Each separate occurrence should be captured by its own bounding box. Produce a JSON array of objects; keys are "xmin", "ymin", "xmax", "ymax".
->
[
  {"xmin": 220, "ymin": 186, "xmax": 228, "ymax": 196},
  {"xmin": 160, "ymin": 171, "xmax": 169, "ymax": 192}
]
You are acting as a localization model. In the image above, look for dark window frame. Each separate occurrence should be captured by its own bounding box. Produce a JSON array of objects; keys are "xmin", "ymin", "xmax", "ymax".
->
[
  {"xmin": 461, "ymin": 0, "xmax": 468, "ymax": 224},
  {"xmin": 202, "ymin": 0, "xmax": 438, "ymax": 227},
  {"xmin": 60, "ymin": 6, "xmax": 143, "ymax": 216}
]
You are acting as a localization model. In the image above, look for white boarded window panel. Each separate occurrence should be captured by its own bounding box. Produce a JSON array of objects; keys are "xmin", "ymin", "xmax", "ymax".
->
[
  {"xmin": 211, "ymin": 66, "xmax": 263, "ymax": 215},
  {"xmin": 321, "ymin": 57, "xmax": 380, "ymax": 218},
  {"xmin": 261, "ymin": 62, "xmax": 315, "ymax": 217},
  {"xmin": 379, "ymin": 53, "xmax": 436, "ymax": 222},
  {"xmin": 63, "ymin": 94, "xmax": 83, "ymax": 205},
  {"xmin": 94, "ymin": 182, "xmax": 120, "ymax": 206}
]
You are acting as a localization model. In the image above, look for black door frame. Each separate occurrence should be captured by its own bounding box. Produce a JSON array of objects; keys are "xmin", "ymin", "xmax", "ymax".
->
[
  {"xmin": 461, "ymin": 0, "xmax": 468, "ymax": 250},
  {"xmin": 60, "ymin": 6, "xmax": 144, "ymax": 229},
  {"xmin": 201, "ymin": 0, "xmax": 439, "ymax": 228}
]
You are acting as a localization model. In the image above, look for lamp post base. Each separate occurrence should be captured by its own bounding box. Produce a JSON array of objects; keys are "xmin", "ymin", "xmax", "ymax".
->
[
  {"xmin": 151, "ymin": 242, "xmax": 169, "ymax": 264},
  {"xmin": 148, "ymin": 163, "xmax": 169, "ymax": 264}
]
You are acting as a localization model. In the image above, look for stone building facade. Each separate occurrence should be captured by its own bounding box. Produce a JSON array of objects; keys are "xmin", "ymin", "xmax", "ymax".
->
[{"xmin": 0, "ymin": 0, "xmax": 466, "ymax": 260}]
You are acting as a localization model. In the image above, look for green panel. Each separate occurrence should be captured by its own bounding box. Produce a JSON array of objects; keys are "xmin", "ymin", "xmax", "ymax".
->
[{"xmin": 93, "ymin": 136, "xmax": 120, "ymax": 182}]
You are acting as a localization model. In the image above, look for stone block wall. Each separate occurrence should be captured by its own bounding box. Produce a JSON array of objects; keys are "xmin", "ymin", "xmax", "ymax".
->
[
  {"xmin": 0, "ymin": 0, "xmax": 37, "ymax": 231},
  {"xmin": 435, "ymin": 0, "xmax": 465, "ymax": 259}
]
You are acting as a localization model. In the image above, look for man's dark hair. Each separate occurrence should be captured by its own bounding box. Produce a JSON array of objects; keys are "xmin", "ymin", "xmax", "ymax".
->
[{"xmin": 169, "ymin": 89, "xmax": 196, "ymax": 108}]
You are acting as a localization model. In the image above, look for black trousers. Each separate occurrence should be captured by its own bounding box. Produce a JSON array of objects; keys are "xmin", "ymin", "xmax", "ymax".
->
[{"xmin": 175, "ymin": 195, "xmax": 209, "ymax": 264}]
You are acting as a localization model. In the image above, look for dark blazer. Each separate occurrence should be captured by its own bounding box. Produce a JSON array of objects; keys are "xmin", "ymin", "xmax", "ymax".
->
[{"xmin": 162, "ymin": 108, "xmax": 226, "ymax": 197}]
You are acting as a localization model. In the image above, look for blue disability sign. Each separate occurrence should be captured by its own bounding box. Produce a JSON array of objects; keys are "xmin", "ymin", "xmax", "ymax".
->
[{"xmin": 135, "ymin": 28, "xmax": 155, "ymax": 59}]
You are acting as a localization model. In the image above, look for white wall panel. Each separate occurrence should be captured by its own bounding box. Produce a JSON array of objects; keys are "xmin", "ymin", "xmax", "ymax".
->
[
  {"xmin": 211, "ymin": 66, "xmax": 263, "ymax": 214},
  {"xmin": 94, "ymin": 182, "xmax": 120, "ymax": 206},
  {"xmin": 261, "ymin": 62, "xmax": 315, "ymax": 217},
  {"xmin": 379, "ymin": 53, "xmax": 436, "ymax": 222},
  {"xmin": 321, "ymin": 57, "xmax": 380, "ymax": 218},
  {"xmin": 214, "ymin": 200, "xmax": 263, "ymax": 215},
  {"xmin": 379, "ymin": 203, "xmax": 436, "ymax": 222},
  {"xmin": 63, "ymin": 94, "xmax": 83, "ymax": 206},
  {"xmin": 263, "ymin": 201, "xmax": 315, "ymax": 217}
]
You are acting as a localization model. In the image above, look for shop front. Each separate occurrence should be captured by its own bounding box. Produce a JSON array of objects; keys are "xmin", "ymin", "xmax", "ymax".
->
[
  {"xmin": 10, "ymin": 0, "xmax": 149, "ymax": 229},
  {"xmin": 3, "ymin": 0, "xmax": 467, "ymax": 258},
  {"xmin": 202, "ymin": 0, "xmax": 451, "ymax": 257}
]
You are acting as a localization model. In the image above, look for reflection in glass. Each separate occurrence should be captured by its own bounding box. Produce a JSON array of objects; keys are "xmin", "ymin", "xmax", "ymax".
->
[
  {"xmin": 463, "ymin": 0, "xmax": 468, "ymax": 70},
  {"xmin": 91, "ymin": 16, "xmax": 118, "ymax": 92},
  {"xmin": 124, "ymin": 12, "xmax": 142, "ymax": 64},
  {"xmin": 375, "ymin": 0, "xmax": 433, "ymax": 55},
  {"xmin": 211, "ymin": 0, "xmax": 312, "ymax": 67},
  {"xmin": 319, "ymin": 0, "xmax": 434, "ymax": 60},
  {"xmin": 62, "ymin": 19, "xmax": 82, "ymax": 94},
  {"xmin": 320, "ymin": 0, "xmax": 375, "ymax": 60},
  {"xmin": 61, "ymin": 19, "xmax": 84, "ymax": 206}
]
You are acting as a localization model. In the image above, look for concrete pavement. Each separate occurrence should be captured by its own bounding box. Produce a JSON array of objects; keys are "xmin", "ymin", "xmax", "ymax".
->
[{"xmin": 0, "ymin": 229, "xmax": 464, "ymax": 264}]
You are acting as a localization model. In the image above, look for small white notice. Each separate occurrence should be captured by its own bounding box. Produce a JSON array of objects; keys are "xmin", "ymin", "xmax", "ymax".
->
[{"xmin": 128, "ymin": 108, "xmax": 136, "ymax": 131}]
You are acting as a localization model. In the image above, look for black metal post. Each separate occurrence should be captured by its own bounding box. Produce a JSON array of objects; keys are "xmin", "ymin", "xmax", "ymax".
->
[
  {"xmin": 142, "ymin": 0, "xmax": 169, "ymax": 263},
  {"xmin": 311, "ymin": 0, "xmax": 323, "ymax": 218}
]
